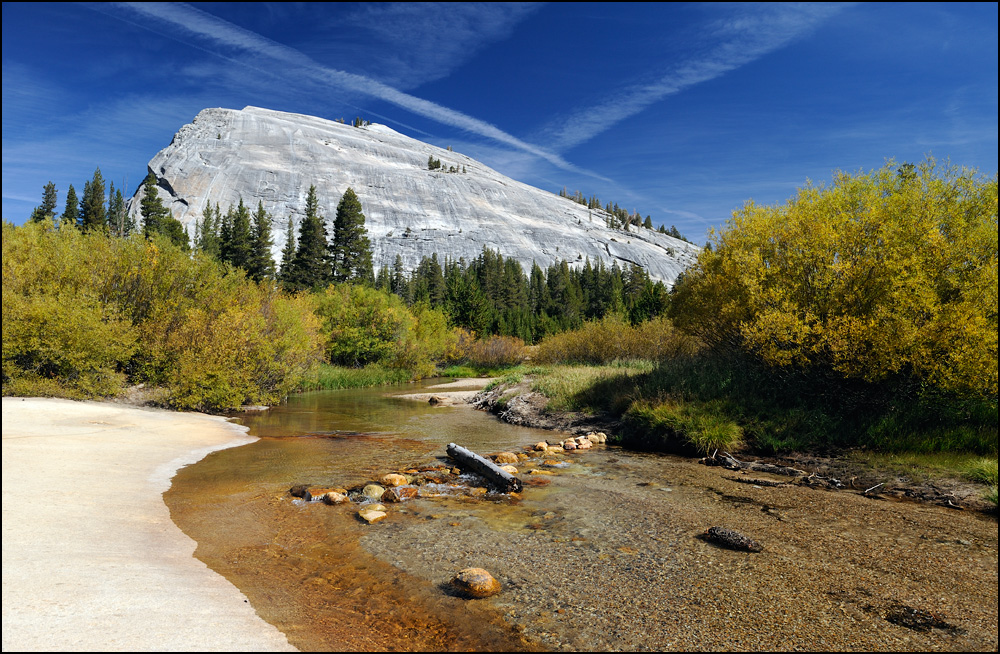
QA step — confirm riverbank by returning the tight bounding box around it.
[470,377,998,514]
[1,397,295,652]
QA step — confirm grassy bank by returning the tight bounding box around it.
[503,355,998,504]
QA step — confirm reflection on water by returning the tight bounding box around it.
[165,381,554,651]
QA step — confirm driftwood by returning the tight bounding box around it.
[446,443,523,493]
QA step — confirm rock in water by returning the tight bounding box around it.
[381,486,417,503]
[704,526,763,553]
[128,106,698,283]
[450,568,501,599]
[358,508,387,524]
[380,473,408,487]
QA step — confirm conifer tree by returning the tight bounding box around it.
[278,218,297,282]
[390,255,408,299]
[284,185,331,292]
[140,172,188,250]
[29,182,58,223]
[247,201,276,281]
[195,202,222,259]
[330,187,373,284]
[107,182,131,237]
[221,199,253,270]
[79,168,107,232]
[60,185,80,229]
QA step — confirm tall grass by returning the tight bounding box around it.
[298,363,414,391]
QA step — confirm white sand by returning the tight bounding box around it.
[1,397,296,652]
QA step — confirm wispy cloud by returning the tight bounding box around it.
[536,3,846,151]
[108,2,580,172]
[320,3,544,89]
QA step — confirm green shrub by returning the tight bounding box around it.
[535,314,700,364]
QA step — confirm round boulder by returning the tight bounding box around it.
[362,484,386,500]
[381,473,408,487]
[493,452,519,464]
[450,568,501,599]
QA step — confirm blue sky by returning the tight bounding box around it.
[3,2,997,243]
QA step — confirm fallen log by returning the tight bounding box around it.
[446,443,523,493]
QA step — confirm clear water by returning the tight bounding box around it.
[165,380,556,651]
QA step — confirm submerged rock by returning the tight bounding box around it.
[493,452,519,464]
[289,484,312,500]
[381,486,418,503]
[322,492,349,505]
[704,526,763,553]
[450,568,502,599]
[358,508,387,524]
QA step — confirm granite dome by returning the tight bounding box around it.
[129,106,698,283]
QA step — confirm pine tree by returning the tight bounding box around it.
[29,182,58,223]
[195,202,222,259]
[107,182,131,237]
[247,201,276,281]
[643,215,653,230]
[390,254,408,299]
[330,187,373,284]
[140,173,188,250]
[60,185,80,229]
[278,218,297,282]
[284,185,331,292]
[79,168,107,232]
[220,199,253,270]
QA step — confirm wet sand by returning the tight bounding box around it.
[1,397,295,652]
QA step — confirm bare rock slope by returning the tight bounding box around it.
[130,106,698,282]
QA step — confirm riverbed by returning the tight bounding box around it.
[164,380,998,651]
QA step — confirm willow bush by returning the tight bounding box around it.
[671,158,998,401]
[2,220,324,410]
[534,314,700,365]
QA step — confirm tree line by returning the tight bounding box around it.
[25,173,669,344]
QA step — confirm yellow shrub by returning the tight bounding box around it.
[671,158,998,398]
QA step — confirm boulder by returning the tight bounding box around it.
[362,484,386,500]
[533,441,549,451]
[381,486,418,503]
[381,473,408,487]
[450,568,501,599]
[493,452,519,464]
[499,465,518,474]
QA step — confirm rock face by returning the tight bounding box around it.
[129,106,699,283]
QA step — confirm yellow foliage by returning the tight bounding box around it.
[2,221,324,410]
[535,314,700,364]
[671,158,998,398]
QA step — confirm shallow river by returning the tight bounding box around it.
[165,380,998,651]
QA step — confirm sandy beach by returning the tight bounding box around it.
[1,397,295,652]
